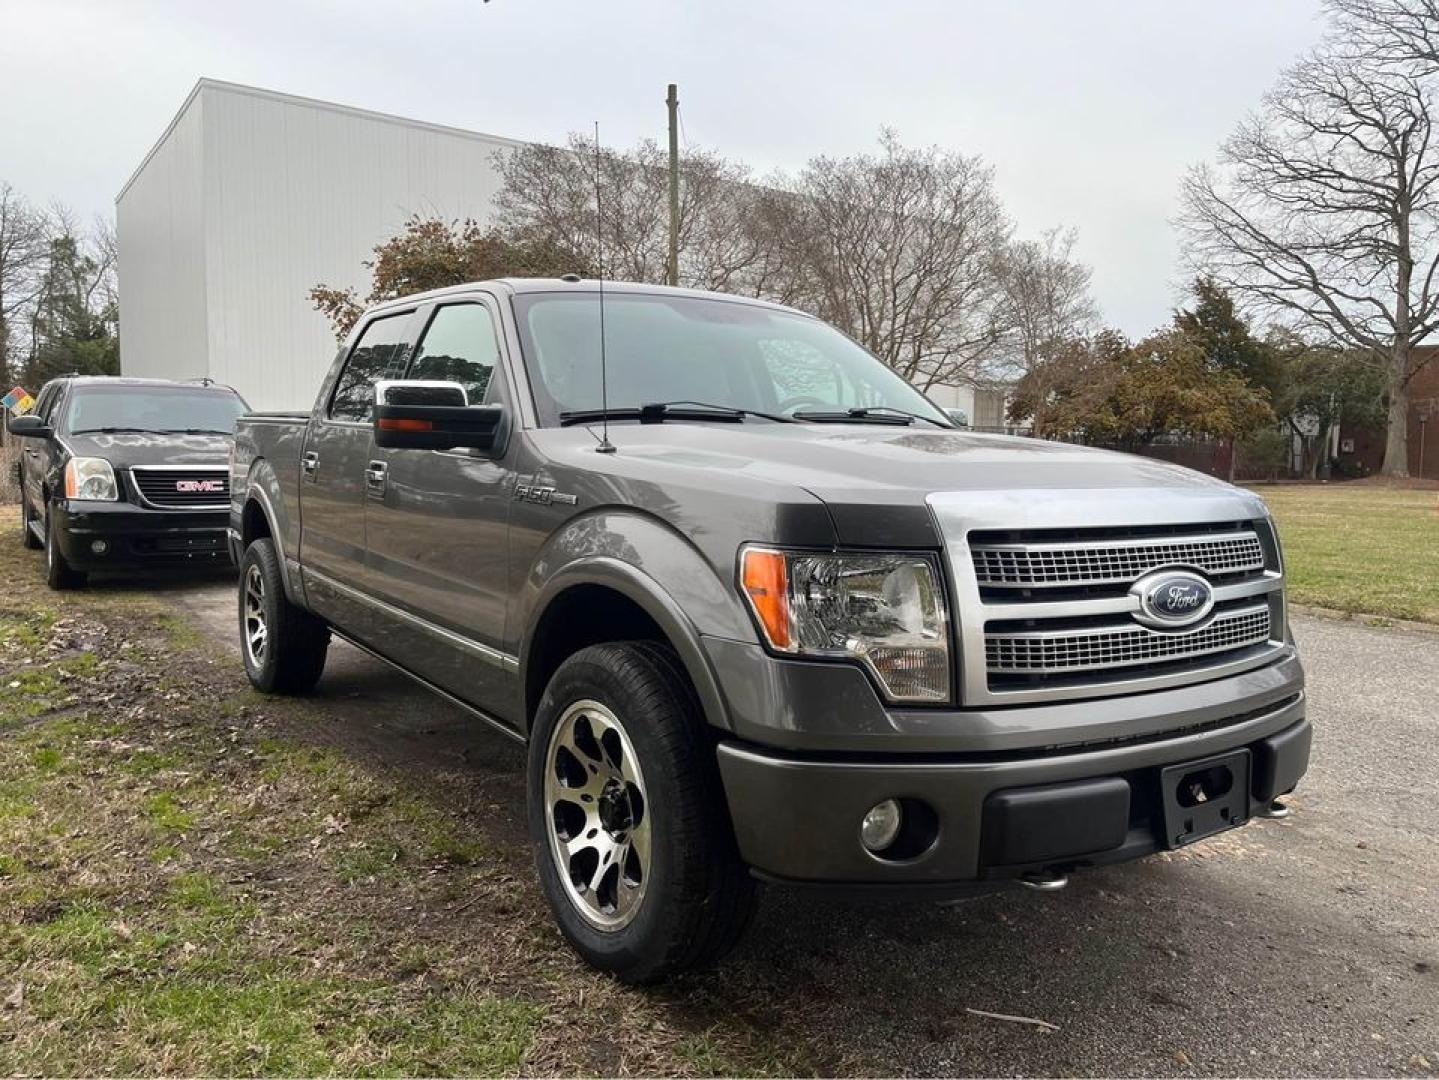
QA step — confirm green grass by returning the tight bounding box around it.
[1254,485,1439,623]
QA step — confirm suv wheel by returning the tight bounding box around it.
[44,508,86,589]
[238,538,330,693]
[528,642,756,983]
[20,496,42,550]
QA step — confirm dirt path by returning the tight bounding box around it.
[171,578,1439,1077]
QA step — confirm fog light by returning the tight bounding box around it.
[90,539,109,555]
[860,799,903,852]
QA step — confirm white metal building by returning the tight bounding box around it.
[116,80,524,411]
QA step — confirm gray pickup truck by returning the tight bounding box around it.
[229,278,1309,982]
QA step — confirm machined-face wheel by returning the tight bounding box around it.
[243,563,268,667]
[544,699,650,930]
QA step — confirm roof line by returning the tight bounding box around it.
[117,77,532,204]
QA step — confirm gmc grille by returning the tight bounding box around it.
[130,468,229,509]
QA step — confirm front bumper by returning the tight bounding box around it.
[716,694,1309,888]
[52,500,230,571]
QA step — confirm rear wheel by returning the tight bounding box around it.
[44,507,86,590]
[527,641,756,983]
[20,496,41,550]
[239,538,330,693]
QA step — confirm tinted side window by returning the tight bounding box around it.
[34,383,61,424]
[406,304,500,405]
[329,313,414,422]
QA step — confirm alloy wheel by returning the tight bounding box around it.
[243,563,267,667]
[543,699,650,930]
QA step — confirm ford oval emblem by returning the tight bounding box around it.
[1131,570,1215,629]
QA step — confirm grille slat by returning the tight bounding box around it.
[131,469,229,509]
[971,531,1264,589]
[985,605,1272,675]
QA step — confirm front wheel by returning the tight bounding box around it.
[238,538,330,693]
[44,508,86,590]
[527,642,756,983]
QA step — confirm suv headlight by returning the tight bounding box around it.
[739,546,950,702]
[64,457,118,501]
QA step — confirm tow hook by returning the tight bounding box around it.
[1257,799,1292,819]
[1019,869,1070,891]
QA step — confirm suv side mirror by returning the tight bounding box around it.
[372,380,506,452]
[6,414,51,438]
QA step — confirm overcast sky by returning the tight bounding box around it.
[1,0,1326,336]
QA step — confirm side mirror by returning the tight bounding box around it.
[6,414,51,438]
[944,408,969,429]
[372,380,506,452]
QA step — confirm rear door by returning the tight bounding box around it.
[299,309,417,630]
[362,296,519,712]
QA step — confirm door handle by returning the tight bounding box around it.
[365,460,387,496]
[301,451,319,478]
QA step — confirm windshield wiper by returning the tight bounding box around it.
[157,428,233,435]
[791,406,950,428]
[69,426,156,435]
[559,401,791,427]
[790,407,913,425]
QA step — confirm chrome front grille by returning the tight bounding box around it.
[928,488,1291,707]
[986,604,1271,675]
[971,530,1264,588]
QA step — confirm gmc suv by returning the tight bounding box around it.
[10,376,247,588]
[228,279,1310,983]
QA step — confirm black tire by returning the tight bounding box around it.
[238,537,330,694]
[44,507,86,590]
[20,495,42,550]
[527,641,756,984]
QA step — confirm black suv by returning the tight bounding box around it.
[8,376,248,588]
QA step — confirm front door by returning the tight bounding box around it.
[363,298,518,716]
[299,309,416,630]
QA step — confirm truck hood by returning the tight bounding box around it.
[549,421,1260,547]
[63,430,231,469]
[584,422,1232,495]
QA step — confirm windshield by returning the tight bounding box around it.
[64,385,249,435]
[513,292,949,427]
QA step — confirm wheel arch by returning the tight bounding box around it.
[239,466,301,604]
[521,559,733,740]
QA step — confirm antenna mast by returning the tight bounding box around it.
[593,121,616,454]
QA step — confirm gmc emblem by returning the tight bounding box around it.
[176,479,224,494]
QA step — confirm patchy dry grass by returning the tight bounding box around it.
[1253,484,1439,624]
[0,508,810,1077]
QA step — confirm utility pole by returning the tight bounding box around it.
[666,83,680,287]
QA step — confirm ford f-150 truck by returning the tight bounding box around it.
[229,278,1309,983]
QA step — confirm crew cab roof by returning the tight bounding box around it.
[364,277,813,320]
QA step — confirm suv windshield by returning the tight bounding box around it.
[64,385,248,435]
[513,292,950,427]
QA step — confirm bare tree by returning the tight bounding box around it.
[786,131,1013,390]
[493,135,782,297]
[1180,47,1439,476]
[1327,0,1439,69]
[994,226,1098,378]
[0,182,49,382]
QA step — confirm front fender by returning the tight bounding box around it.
[516,510,758,733]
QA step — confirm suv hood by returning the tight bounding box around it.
[64,430,231,468]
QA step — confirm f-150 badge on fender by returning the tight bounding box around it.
[514,482,577,507]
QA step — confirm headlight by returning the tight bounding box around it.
[64,457,118,501]
[739,547,950,702]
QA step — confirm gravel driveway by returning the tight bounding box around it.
[176,583,1438,1077]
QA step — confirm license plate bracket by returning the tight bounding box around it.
[1160,749,1251,849]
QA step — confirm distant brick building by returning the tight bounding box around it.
[1337,348,1439,479]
